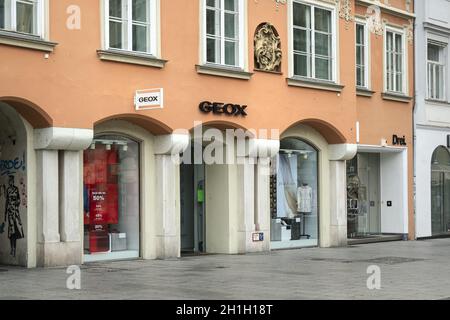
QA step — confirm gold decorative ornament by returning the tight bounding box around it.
[254,23,282,73]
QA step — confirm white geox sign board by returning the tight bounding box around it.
[135,88,164,110]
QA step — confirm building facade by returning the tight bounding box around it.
[414,0,450,239]
[0,0,414,268]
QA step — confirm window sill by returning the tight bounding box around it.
[356,87,375,97]
[425,98,450,106]
[254,68,283,75]
[0,30,57,52]
[382,92,413,103]
[97,49,168,68]
[196,64,253,80]
[286,77,344,93]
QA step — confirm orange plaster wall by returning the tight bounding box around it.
[0,0,415,237]
[0,0,411,145]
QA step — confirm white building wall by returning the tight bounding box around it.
[414,0,450,238]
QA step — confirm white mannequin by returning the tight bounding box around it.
[297,183,312,213]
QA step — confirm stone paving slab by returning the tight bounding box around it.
[1,239,450,300]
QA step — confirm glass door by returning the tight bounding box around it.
[431,171,444,235]
[347,153,381,239]
[431,146,450,236]
[180,145,206,254]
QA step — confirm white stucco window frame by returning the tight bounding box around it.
[426,32,448,103]
[0,0,55,52]
[287,0,339,84]
[98,0,166,68]
[383,24,409,96]
[197,0,252,80]
[1,0,45,37]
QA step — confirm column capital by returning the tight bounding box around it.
[154,133,190,155]
[329,143,357,161]
[34,127,93,151]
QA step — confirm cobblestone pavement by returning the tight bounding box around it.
[1,238,450,300]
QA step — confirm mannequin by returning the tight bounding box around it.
[297,183,312,213]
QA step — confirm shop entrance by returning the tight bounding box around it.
[180,146,206,254]
[347,153,381,239]
[431,146,450,236]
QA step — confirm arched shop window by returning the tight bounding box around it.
[431,146,450,236]
[270,138,319,248]
[83,135,140,261]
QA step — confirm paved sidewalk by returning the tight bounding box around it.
[1,238,450,300]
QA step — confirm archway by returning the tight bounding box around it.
[0,102,30,266]
[181,121,256,255]
[431,146,450,236]
[0,97,52,128]
[83,115,174,262]
[94,113,173,135]
[284,118,347,145]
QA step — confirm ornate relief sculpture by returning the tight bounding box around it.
[366,4,384,36]
[405,19,413,44]
[254,23,282,72]
[337,0,354,26]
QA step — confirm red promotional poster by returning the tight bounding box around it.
[83,146,120,253]
[89,187,110,253]
[107,184,119,224]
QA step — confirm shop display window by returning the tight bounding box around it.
[270,138,319,248]
[83,135,140,261]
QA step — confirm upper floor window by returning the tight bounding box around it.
[203,0,245,68]
[292,1,336,81]
[105,0,157,55]
[427,42,446,101]
[385,28,406,94]
[0,0,43,36]
[356,21,369,88]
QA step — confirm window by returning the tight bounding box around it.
[427,42,446,101]
[385,29,405,94]
[203,0,244,68]
[0,0,4,29]
[292,1,335,81]
[0,0,43,36]
[356,22,369,88]
[270,138,319,249]
[105,0,157,55]
[83,136,141,262]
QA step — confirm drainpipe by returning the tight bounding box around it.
[412,0,417,241]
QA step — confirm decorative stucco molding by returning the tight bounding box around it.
[366,4,384,36]
[337,0,354,28]
[405,0,411,12]
[254,23,282,73]
[405,19,414,44]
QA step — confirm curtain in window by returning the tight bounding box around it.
[16,0,34,34]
